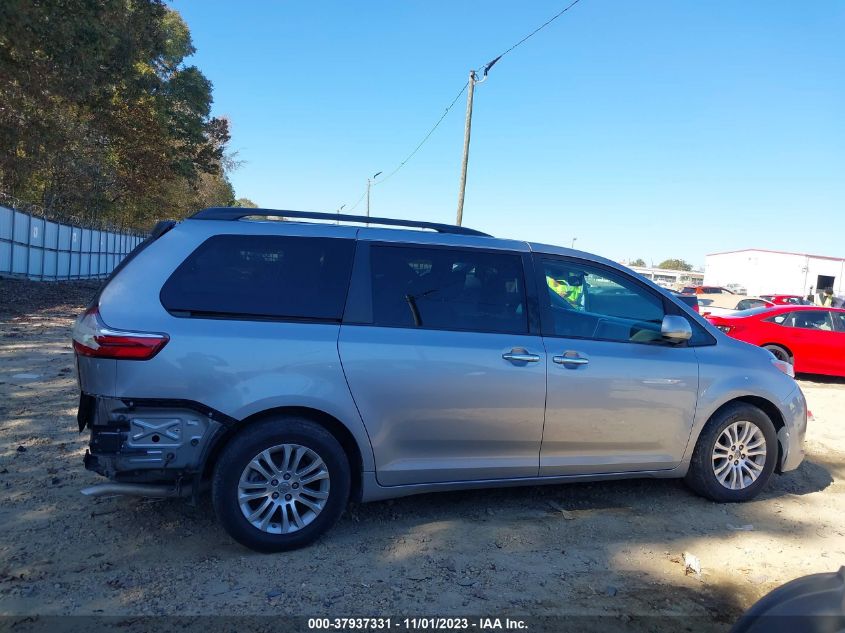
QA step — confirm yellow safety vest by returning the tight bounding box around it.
[547,276,582,306]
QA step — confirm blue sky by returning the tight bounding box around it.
[173,0,844,267]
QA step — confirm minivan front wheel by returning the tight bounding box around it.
[212,417,350,552]
[685,403,777,502]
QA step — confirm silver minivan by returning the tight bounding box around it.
[73,208,807,552]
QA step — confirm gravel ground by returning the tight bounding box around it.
[1,277,843,631]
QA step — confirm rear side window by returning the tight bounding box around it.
[160,235,355,321]
[368,245,528,334]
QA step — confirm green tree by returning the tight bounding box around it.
[658,259,693,271]
[0,0,240,228]
[234,198,259,208]
[630,258,646,267]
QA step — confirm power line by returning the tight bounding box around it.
[477,0,582,79]
[338,81,468,213]
[374,0,583,187]
[346,187,368,213]
[342,0,584,212]
[374,81,469,186]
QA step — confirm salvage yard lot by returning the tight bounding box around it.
[1,278,843,631]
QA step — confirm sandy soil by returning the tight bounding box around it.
[1,277,843,631]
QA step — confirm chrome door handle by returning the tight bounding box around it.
[553,355,589,366]
[503,352,541,363]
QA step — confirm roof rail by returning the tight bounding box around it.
[189,208,490,237]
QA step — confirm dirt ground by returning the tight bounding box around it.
[1,277,843,631]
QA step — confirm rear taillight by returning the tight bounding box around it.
[72,306,169,360]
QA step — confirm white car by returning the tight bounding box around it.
[697,295,774,316]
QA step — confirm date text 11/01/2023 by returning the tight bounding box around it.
[308,618,529,630]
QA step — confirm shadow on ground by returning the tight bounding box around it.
[797,373,845,386]
[0,277,101,320]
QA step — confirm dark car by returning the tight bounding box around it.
[674,293,700,313]
[696,286,736,295]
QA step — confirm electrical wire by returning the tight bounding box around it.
[477,0,582,79]
[346,187,368,213]
[373,0,583,186]
[374,80,469,186]
[342,0,583,210]
[338,81,468,212]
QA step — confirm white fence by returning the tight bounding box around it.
[0,205,145,280]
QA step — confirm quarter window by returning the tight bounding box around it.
[160,235,355,321]
[765,313,791,325]
[368,245,528,334]
[539,259,666,343]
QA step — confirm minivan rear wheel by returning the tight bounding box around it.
[212,417,350,552]
[685,403,777,502]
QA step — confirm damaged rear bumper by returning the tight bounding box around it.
[78,393,231,485]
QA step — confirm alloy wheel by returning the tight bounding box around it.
[711,421,767,490]
[237,443,330,534]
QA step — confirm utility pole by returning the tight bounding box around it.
[366,171,382,220]
[455,70,477,226]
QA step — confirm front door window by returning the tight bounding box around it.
[540,259,666,343]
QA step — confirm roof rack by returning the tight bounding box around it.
[189,208,490,237]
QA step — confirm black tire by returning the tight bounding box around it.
[685,403,778,502]
[212,417,350,553]
[763,344,793,365]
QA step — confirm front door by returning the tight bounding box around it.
[339,242,546,486]
[786,309,844,375]
[535,255,700,475]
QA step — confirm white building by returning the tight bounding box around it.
[705,249,845,298]
[627,265,704,289]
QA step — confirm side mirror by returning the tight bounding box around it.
[662,315,692,342]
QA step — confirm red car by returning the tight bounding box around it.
[707,305,845,376]
[692,286,735,295]
[759,294,812,306]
